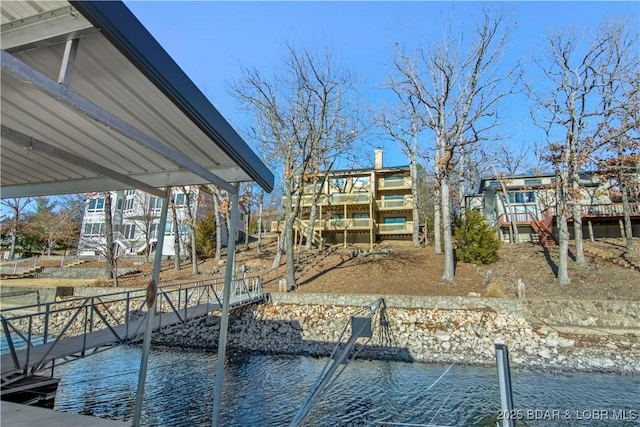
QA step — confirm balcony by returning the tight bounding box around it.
[378,177,410,190]
[325,218,372,231]
[378,221,413,235]
[328,193,371,205]
[376,197,414,211]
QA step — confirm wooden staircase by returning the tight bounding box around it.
[296,220,324,248]
[0,266,43,279]
[583,244,640,272]
[531,213,557,247]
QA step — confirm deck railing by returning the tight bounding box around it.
[0,277,263,380]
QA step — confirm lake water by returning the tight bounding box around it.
[52,345,638,426]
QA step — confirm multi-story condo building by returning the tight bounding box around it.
[273,149,415,247]
[466,172,639,244]
[79,187,246,257]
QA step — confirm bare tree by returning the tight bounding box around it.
[528,20,638,282]
[180,186,199,275]
[481,142,531,243]
[376,94,423,247]
[390,11,517,281]
[103,192,117,286]
[1,198,32,259]
[171,198,180,273]
[230,44,360,289]
[596,72,640,249]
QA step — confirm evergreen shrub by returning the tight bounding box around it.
[454,209,500,265]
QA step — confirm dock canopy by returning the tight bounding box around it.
[1,0,274,199]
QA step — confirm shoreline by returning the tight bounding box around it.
[151,300,640,376]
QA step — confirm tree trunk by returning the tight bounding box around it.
[213,193,223,263]
[441,181,455,281]
[103,192,117,286]
[571,179,586,265]
[284,213,297,289]
[257,193,263,254]
[272,232,283,269]
[557,213,571,285]
[305,200,318,251]
[434,187,442,254]
[618,145,634,249]
[190,227,198,275]
[498,181,520,243]
[172,202,180,273]
[244,210,251,247]
[410,158,420,247]
[571,200,585,265]
[556,179,571,284]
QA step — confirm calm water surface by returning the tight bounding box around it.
[52,346,639,426]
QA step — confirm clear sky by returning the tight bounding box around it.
[124,1,639,170]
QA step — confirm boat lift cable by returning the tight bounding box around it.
[289,298,385,427]
[372,307,492,426]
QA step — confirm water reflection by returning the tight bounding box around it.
[53,346,639,426]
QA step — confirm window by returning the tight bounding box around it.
[123,224,136,239]
[124,197,134,212]
[165,221,174,235]
[383,194,405,208]
[87,198,105,212]
[116,198,123,211]
[174,193,186,207]
[508,192,535,203]
[330,178,346,190]
[524,179,542,186]
[488,180,500,188]
[384,217,406,224]
[125,189,136,196]
[353,176,370,191]
[353,213,369,219]
[83,222,106,236]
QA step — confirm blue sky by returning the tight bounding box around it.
[125,1,639,170]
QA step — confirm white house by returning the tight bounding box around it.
[78,187,246,257]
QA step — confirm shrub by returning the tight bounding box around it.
[454,209,500,265]
[195,210,216,259]
[484,281,507,298]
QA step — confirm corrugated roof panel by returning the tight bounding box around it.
[1,0,274,198]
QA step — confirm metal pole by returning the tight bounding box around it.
[495,343,514,427]
[133,188,170,427]
[212,183,240,427]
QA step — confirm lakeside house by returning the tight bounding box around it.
[78,187,247,257]
[272,149,416,246]
[466,172,640,243]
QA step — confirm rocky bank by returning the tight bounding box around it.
[153,297,640,375]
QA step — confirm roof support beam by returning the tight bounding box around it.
[58,38,79,86]
[1,6,95,52]
[0,49,236,194]
[1,125,168,199]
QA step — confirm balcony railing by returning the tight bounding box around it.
[326,218,372,230]
[378,177,410,190]
[271,219,413,234]
[378,221,413,234]
[329,193,370,204]
[377,198,414,210]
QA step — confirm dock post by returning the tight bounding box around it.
[495,343,514,427]
[133,187,170,427]
[212,183,240,427]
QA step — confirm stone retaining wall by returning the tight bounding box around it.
[153,295,640,374]
[36,267,139,280]
[269,293,640,330]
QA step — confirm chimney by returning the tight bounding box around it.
[374,148,383,170]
